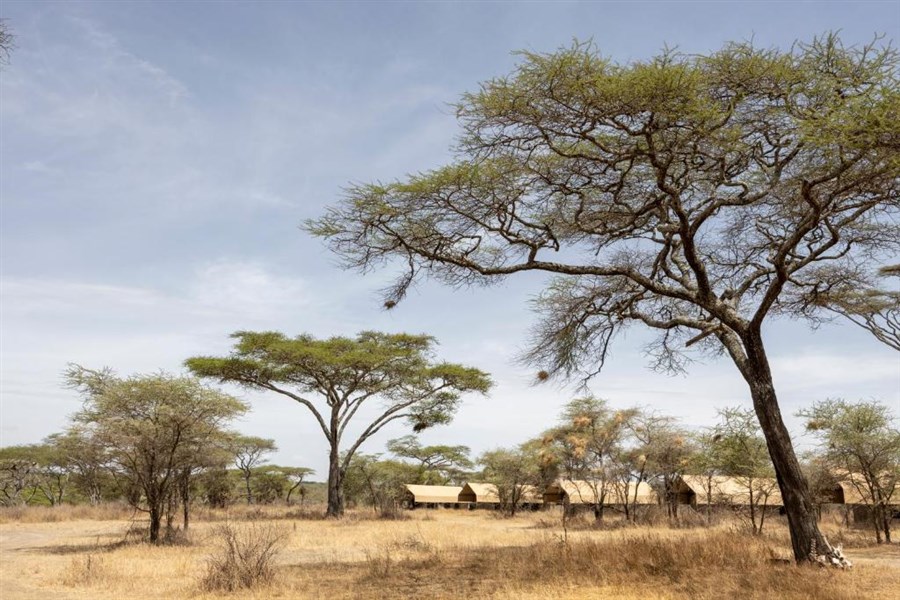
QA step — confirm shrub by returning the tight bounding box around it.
[199,523,287,592]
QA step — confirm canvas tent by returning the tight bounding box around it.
[674,475,783,507]
[543,479,658,506]
[403,484,462,508]
[458,482,543,507]
[459,482,500,504]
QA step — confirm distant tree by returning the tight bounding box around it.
[711,407,778,534]
[66,366,247,543]
[633,415,696,520]
[480,445,542,516]
[46,428,107,505]
[0,446,40,506]
[186,331,491,517]
[387,435,473,484]
[274,466,315,506]
[799,399,900,543]
[307,34,899,565]
[546,397,636,520]
[344,453,418,516]
[231,436,277,504]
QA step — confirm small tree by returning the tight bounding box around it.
[480,445,542,516]
[386,435,473,484]
[634,416,696,520]
[712,407,778,534]
[799,399,900,543]
[186,331,491,517]
[66,366,247,543]
[546,397,635,520]
[0,446,40,506]
[344,454,418,516]
[46,428,107,505]
[231,436,277,504]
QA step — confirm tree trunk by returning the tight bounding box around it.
[326,444,344,518]
[149,505,161,543]
[244,472,253,505]
[742,332,849,566]
[181,471,190,532]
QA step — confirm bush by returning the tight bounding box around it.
[199,522,287,592]
[62,554,107,586]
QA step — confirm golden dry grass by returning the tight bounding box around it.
[0,505,897,599]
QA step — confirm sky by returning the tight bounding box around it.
[1,1,898,479]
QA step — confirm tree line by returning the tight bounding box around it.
[340,396,898,544]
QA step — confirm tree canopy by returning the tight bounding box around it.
[186,330,491,516]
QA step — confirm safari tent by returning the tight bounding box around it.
[543,479,658,506]
[458,482,543,508]
[403,484,463,508]
[674,475,784,507]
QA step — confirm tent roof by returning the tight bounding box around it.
[546,479,658,505]
[461,482,500,502]
[460,482,543,503]
[404,484,462,503]
[678,475,783,506]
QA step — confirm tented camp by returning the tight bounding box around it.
[458,482,543,508]
[673,475,784,507]
[459,482,500,505]
[543,479,658,507]
[403,484,462,509]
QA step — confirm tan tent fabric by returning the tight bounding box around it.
[459,482,500,503]
[458,482,544,504]
[544,479,658,505]
[404,484,462,504]
[678,475,783,506]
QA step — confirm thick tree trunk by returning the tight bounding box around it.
[326,444,344,518]
[742,332,849,566]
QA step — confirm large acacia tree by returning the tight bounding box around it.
[186,331,491,517]
[307,35,899,563]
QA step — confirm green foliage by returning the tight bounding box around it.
[65,365,248,542]
[799,399,899,533]
[186,330,491,517]
[343,454,419,515]
[386,435,472,484]
[480,444,543,515]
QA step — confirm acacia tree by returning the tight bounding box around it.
[546,397,636,520]
[480,445,543,516]
[799,399,900,543]
[307,35,899,564]
[66,366,247,543]
[712,407,779,534]
[634,415,696,520]
[186,331,491,517]
[387,435,473,484]
[231,435,277,504]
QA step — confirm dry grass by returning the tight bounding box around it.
[0,505,896,599]
[199,522,287,592]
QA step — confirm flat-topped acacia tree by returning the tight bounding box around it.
[186,331,491,517]
[306,35,899,563]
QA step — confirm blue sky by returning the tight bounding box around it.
[2,1,898,477]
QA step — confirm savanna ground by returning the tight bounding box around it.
[0,504,897,599]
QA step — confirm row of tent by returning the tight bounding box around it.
[404,480,661,509]
[404,475,879,509]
